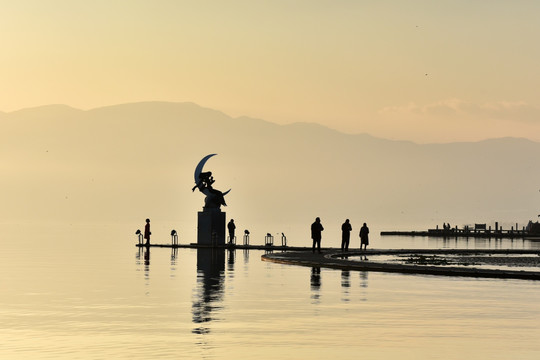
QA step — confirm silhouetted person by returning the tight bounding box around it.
[144,218,151,246]
[227,219,236,244]
[311,217,324,253]
[341,219,352,251]
[359,222,369,250]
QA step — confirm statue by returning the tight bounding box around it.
[193,154,230,246]
[192,154,230,210]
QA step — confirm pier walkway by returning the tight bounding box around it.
[135,243,310,251]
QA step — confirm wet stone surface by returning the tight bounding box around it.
[394,254,540,268]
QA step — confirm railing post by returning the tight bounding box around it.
[265,233,274,246]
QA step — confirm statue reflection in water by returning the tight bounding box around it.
[192,248,231,335]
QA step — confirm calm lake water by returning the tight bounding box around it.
[2,223,540,359]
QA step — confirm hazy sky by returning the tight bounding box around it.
[2,0,540,143]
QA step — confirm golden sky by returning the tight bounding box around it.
[2,0,540,143]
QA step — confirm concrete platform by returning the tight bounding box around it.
[261,249,540,280]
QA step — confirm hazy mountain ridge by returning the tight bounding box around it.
[2,101,539,243]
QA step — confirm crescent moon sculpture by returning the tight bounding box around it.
[192,154,230,209]
[194,153,217,185]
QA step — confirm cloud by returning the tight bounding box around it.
[380,99,540,124]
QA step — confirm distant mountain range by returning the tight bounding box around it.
[2,102,539,243]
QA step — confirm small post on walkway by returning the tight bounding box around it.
[136,229,143,245]
[265,233,274,246]
[171,229,178,245]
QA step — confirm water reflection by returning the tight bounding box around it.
[359,271,368,302]
[227,249,235,282]
[144,246,150,281]
[423,235,535,250]
[359,271,368,288]
[192,249,226,335]
[135,246,152,292]
[310,267,321,303]
[227,249,235,266]
[170,248,178,278]
[341,270,350,302]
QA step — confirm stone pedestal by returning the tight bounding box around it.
[197,210,226,246]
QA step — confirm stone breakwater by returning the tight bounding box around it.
[261,249,540,280]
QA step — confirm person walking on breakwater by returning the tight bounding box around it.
[359,222,369,250]
[311,217,324,253]
[227,219,236,244]
[144,218,151,246]
[341,219,352,251]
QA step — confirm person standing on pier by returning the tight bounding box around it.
[227,219,236,244]
[311,217,324,254]
[144,218,151,246]
[341,219,352,251]
[359,222,369,250]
